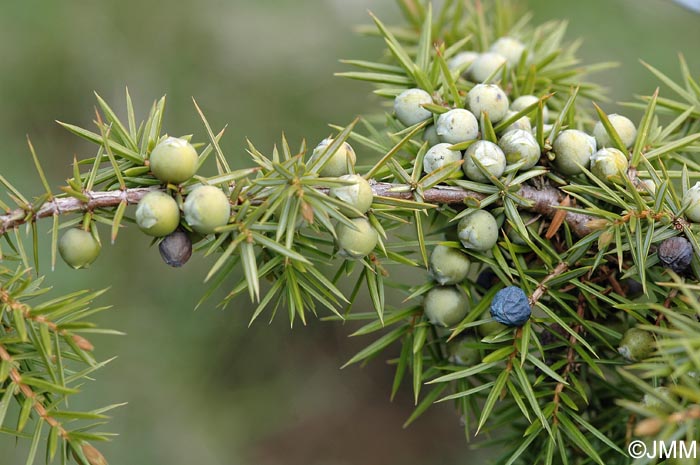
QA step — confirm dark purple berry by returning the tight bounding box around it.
[658,236,693,274]
[159,230,193,267]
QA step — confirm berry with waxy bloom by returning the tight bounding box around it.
[436,108,478,144]
[618,327,655,361]
[590,147,629,185]
[490,286,531,327]
[310,138,357,177]
[183,185,231,235]
[393,88,433,126]
[593,113,637,148]
[682,182,700,222]
[336,217,378,259]
[489,37,525,66]
[135,191,181,237]
[658,236,694,274]
[423,143,462,174]
[463,140,506,182]
[149,137,198,184]
[498,129,540,170]
[510,95,550,123]
[429,245,471,285]
[423,285,469,327]
[467,84,509,123]
[458,209,499,252]
[467,52,507,82]
[58,228,101,269]
[552,129,597,175]
[329,174,373,217]
[159,230,193,267]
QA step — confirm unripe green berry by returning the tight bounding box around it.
[458,210,499,251]
[329,174,373,217]
[423,285,469,327]
[683,182,700,222]
[618,327,655,361]
[424,143,462,174]
[498,129,540,170]
[590,147,629,185]
[149,137,198,184]
[499,110,531,134]
[422,124,441,147]
[336,217,378,259]
[183,185,231,235]
[447,337,480,365]
[510,95,549,123]
[505,213,539,245]
[159,230,193,267]
[393,88,433,126]
[552,129,596,175]
[642,386,675,411]
[467,52,507,82]
[429,245,471,285]
[436,109,478,144]
[448,51,479,75]
[467,84,509,123]
[58,228,101,269]
[593,113,637,148]
[310,138,357,177]
[135,191,180,237]
[463,140,506,182]
[478,314,509,337]
[489,37,525,66]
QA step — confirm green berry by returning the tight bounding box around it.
[423,286,469,327]
[149,137,198,184]
[467,52,507,82]
[447,337,480,365]
[424,143,462,174]
[448,51,479,76]
[310,138,357,177]
[463,140,506,182]
[593,113,637,148]
[489,37,525,66]
[329,174,373,217]
[499,110,531,134]
[159,230,193,267]
[436,108,478,144]
[429,245,471,285]
[458,210,499,251]
[498,129,540,170]
[642,386,675,411]
[683,182,700,222]
[58,228,101,270]
[552,129,596,175]
[478,314,509,337]
[393,88,433,126]
[135,191,180,237]
[590,147,629,185]
[618,327,655,361]
[505,213,540,245]
[183,185,231,235]
[336,217,378,259]
[510,95,549,123]
[422,124,441,147]
[467,84,509,123]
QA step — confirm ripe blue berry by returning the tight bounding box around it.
[490,286,531,327]
[183,185,231,235]
[489,37,525,66]
[336,217,378,259]
[149,137,199,184]
[463,140,506,182]
[618,327,655,361]
[658,236,694,274]
[467,52,507,82]
[457,209,499,251]
[467,84,509,123]
[135,191,181,237]
[436,109,478,144]
[159,230,193,267]
[423,285,469,327]
[552,129,597,175]
[310,138,357,177]
[423,143,462,174]
[683,182,700,222]
[429,245,471,285]
[329,174,373,217]
[593,113,637,148]
[394,88,433,126]
[498,129,540,170]
[590,147,629,185]
[58,228,101,269]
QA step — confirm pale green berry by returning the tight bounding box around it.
[423,286,469,327]
[638,179,656,196]
[336,217,378,259]
[590,147,629,185]
[135,191,180,237]
[642,386,675,411]
[394,88,433,126]
[467,52,507,82]
[310,138,357,177]
[478,313,509,337]
[447,337,480,365]
[468,84,509,123]
[58,228,101,270]
[489,37,525,66]
[593,113,637,148]
[423,124,441,147]
[505,213,540,245]
[424,143,462,174]
[429,245,471,285]
[329,174,373,217]
[458,209,499,251]
[499,110,531,134]
[463,140,506,182]
[436,109,478,144]
[448,51,479,75]
[682,182,700,222]
[149,137,199,184]
[618,327,655,361]
[510,95,550,123]
[183,185,231,234]
[552,129,597,175]
[498,129,540,170]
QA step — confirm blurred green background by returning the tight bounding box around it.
[0,1,698,464]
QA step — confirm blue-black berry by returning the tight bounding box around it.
[490,286,531,327]
[658,236,694,274]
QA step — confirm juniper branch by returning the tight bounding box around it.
[0,182,594,236]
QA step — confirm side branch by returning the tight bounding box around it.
[0,183,593,236]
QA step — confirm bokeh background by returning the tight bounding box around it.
[0,1,699,464]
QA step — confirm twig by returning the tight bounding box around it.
[0,183,594,236]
